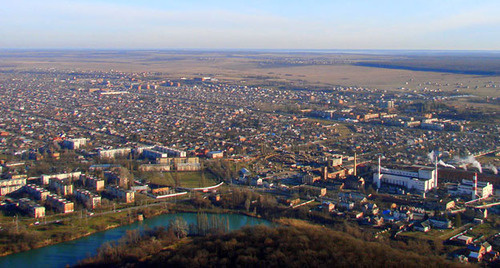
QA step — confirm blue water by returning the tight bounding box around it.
[0,213,269,268]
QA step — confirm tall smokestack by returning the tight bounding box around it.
[375,156,381,189]
[378,156,381,176]
[322,166,328,181]
[434,154,438,188]
[354,152,357,177]
[472,173,477,200]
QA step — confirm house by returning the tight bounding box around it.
[455,235,473,245]
[482,242,492,253]
[468,244,485,255]
[322,202,335,213]
[338,201,354,211]
[468,251,482,262]
[363,203,379,215]
[371,216,384,226]
[429,218,452,229]
[414,220,431,232]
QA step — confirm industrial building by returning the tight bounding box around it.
[297,185,327,197]
[448,174,494,200]
[373,158,438,193]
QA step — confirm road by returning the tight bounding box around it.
[36,196,192,226]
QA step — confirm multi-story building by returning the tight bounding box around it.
[297,185,327,197]
[62,138,88,149]
[98,148,131,159]
[0,184,24,196]
[448,174,494,200]
[302,173,321,184]
[49,178,74,196]
[18,198,45,218]
[141,145,187,160]
[81,175,105,191]
[373,159,437,193]
[74,189,101,209]
[206,151,224,159]
[0,177,27,196]
[328,155,343,167]
[176,162,202,171]
[41,172,81,185]
[24,184,50,201]
[46,194,74,213]
[106,185,135,203]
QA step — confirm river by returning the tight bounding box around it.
[0,213,269,268]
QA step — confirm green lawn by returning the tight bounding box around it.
[147,171,218,188]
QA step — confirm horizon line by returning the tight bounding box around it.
[1,48,499,52]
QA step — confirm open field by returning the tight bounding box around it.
[1,50,499,97]
[147,171,218,188]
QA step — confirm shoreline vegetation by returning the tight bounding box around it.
[0,201,258,257]
[76,218,461,267]
[1,186,459,266]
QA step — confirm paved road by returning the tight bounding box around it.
[36,196,191,226]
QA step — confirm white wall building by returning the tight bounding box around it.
[63,138,88,150]
[141,145,187,159]
[98,148,131,159]
[373,159,437,193]
[41,171,81,185]
[448,175,494,200]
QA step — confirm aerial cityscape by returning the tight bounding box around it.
[0,1,499,267]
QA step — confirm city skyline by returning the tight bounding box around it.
[1,0,500,50]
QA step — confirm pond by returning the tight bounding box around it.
[0,212,270,267]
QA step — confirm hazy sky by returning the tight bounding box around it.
[1,0,499,50]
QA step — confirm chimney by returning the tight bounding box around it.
[472,173,478,200]
[354,152,357,177]
[322,166,328,181]
[375,156,381,189]
[434,154,438,188]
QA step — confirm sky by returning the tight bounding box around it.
[1,0,499,50]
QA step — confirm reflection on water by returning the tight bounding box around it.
[0,213,269,268]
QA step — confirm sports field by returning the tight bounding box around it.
[147,171,218,188]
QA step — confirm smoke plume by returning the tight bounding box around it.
[438,160,456,169]
[484,164,498,175]
[452,155,482,173]
[427,151,437,164]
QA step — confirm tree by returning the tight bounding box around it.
[170,217,188,239]
[454,213,462,227]
[245,198,251,212]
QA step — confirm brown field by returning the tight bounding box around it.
[1,50,499,99]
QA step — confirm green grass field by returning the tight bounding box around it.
[147,171,218,188]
